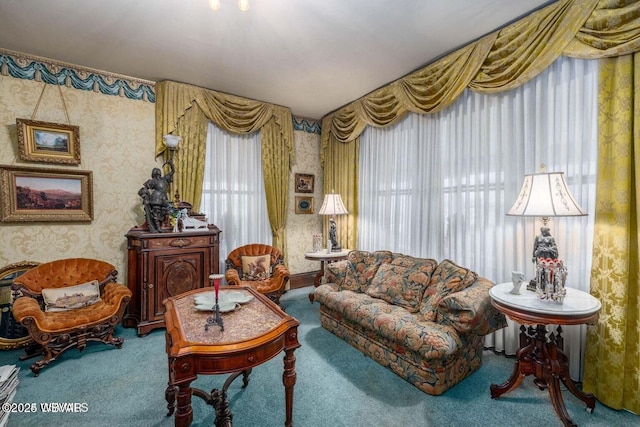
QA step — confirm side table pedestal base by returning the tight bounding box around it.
[490,324,595,427]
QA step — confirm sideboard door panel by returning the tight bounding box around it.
[154,254,202,318]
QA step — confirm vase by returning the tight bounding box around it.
[312,233,322,252]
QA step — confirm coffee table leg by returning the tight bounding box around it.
[165,384,177,416]
[282,348,297,427]
[175,382,194,427]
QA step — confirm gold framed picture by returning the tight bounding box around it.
[295,196,313,214]
[295,173,314,193]
[16,118,80,164]
[0,165,93,222]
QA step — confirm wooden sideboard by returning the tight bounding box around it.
[124,225,221,336]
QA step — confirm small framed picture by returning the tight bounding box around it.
[0,165,93,222]
[295,196,313,214]
[16,118,80,165]
[295,173,314,193]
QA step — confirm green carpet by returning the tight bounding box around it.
[0,287,637,427]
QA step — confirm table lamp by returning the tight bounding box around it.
[507,164,586,302]
[319,192,349,252]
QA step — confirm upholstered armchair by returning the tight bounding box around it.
[11,258,132,376]
[225,244,289,306]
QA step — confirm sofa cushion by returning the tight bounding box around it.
[420,259,477,321]
[41,280,101,312]
[366,263,432,313]
[340,250,393,293]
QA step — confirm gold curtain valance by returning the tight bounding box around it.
[155,80,293,158]
[321,0,640,152]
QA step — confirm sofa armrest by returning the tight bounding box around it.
[272,264,290,282]
[325,260,350,287]
[225,269,242,286]
[438,278,507,336]
[11,297,46,324]
[101,282,132,306]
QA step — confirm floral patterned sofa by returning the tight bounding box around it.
[314,250,507,395]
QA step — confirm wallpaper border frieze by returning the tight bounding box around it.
[293,116,321,134]
[1,49,323,133]
[0,49,155,102]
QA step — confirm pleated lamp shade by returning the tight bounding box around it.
[507,172,586,218]
[319,194,349,216]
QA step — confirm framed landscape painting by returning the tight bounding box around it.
[16,119,80,164]
[0,165,93,222]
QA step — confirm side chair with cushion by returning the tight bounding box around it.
[225,244,290,306]
[11,258,132,376]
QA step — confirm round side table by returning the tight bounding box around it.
[489,282,601,427]
[304,249,350,303]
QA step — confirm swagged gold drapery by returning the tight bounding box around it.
[320,0,640,413]
[155,80,294,257]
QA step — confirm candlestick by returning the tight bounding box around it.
[205,274,226,332]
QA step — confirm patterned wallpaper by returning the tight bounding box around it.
[0,51,323,277]
[0,76,156,276]
[287,130,324,274]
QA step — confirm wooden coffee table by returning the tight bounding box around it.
[163,287,300,427]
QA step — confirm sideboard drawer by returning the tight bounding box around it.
[147,235,211,249]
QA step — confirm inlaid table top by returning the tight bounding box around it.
[167,287,287,348]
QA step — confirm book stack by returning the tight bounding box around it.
[0,365,20,427]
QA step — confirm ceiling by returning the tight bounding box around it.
[0,0,553,120]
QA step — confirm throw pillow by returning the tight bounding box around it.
[366,263,431,312]
[391,255,438,277]
[41,280,102,312]
[341,250,393,293]
[241,255,271,280]
[420,259,478,321]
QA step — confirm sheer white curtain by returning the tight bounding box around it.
[359,56,598,380]
[200,122,271,271]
